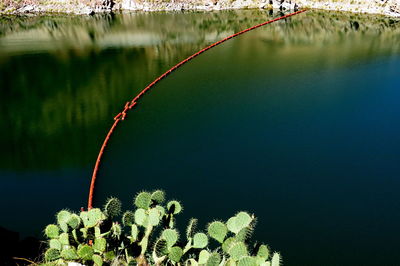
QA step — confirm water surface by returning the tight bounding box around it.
[0,10,399,265]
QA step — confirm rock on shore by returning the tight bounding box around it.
[1,0,399,17]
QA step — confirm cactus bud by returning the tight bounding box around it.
[44,224,59,239]
[193,233,208,249]
[207,221,227,243]
[104,197,122,218]
[130,224,139,242]
[111,222,122,239]
[167,200,182,215]
[151,190,165,204]
[77,244,94,261]
[161,228,178,248]
[168,246,183,262]
[45,248,60,261]
[271,252,281,266]
[122,211,135,227]
[257,245,270,260]
[134,192,152,210]
[186,218,198,239]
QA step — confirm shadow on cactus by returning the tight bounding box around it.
[42,190,281,265]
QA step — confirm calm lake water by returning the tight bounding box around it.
[1,9,400,265]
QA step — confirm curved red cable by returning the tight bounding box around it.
[87,9,307,209]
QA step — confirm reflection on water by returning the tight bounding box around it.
[0,9,399,264]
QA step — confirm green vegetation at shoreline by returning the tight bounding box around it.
[42,190,280,265]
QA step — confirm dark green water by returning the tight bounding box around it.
[1,9,400,265]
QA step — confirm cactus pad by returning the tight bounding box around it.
[206,252,221,266]
[238,256,257,266]
[198,250,210,264]
[154,238,168,257]
[228,242,248,261]
[45,248,60,261]
[161,228,179,248]
[67,214,81,229]
[122,211,135,226]
[193,233,208,249]
[131,224,139,241]
[59,232,69,245]
[149,208,161,226]
[78,244,94,261]
[168,246,183,262]
[207,221,228,243]
[222,237,236,253]
[227,212,253,234]
[61,247,79,260]
[104,197,122,218]
[92,254,103,266]
[134,208,148,227]
[44,224,59,239]
[167,200,182,215]
[49,239,61,250]
[93,237,107,253]
[81,208,104,228]
[151,190,165,204]
[134,192,152,209]
[236,226,254,242]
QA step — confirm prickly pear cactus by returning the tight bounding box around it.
[41,190,281,266]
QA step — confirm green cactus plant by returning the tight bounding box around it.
[41,190,281,265]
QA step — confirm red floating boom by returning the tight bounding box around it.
[87,9,307,209]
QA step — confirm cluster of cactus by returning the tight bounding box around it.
[42,190,281,266]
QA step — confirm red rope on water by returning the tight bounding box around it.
[87,9,307,209]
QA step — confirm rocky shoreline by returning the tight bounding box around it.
[0,0,399,17]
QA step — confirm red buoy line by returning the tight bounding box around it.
[87,9,307,209]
